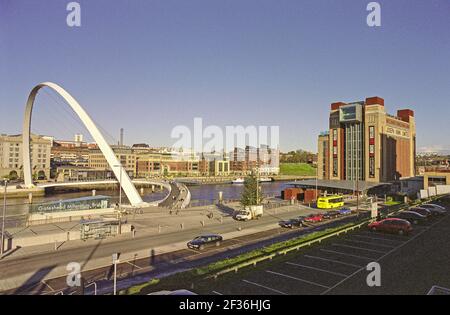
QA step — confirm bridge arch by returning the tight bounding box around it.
[22,82,146,206]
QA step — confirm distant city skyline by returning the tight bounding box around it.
[1,0,450,154]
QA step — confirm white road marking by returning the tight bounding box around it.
[285,262,348,277]
[340,239,396,249]
[126,261,142,270]
[212,290,223,295]
[320,248,374,260]
[303,255,363,268]
[41,280,54,291]
[242,279,287,295]
[266,270,330,289]
[321,215,449,295]
[353,234,404,243]
[357,231,409,239]
[331,243,387,254]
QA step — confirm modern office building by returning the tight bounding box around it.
[317,97,416,183]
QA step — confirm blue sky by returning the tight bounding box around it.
[1,0,450,153]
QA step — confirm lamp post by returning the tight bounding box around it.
[1,179,8,256]
[112,253,120,295]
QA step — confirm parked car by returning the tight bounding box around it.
[368,218,412,235]
[338,208,352,216]
[304,213,324,223]
[419,204,447,215]
[279,218,303,229]
[323,210,340,220]
[409,207,432,218]
[187,234,223,250]
[422,203,445,210]
[393,211,427,225]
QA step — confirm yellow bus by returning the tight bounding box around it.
[317,195,344,209]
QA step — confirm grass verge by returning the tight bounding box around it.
[279,163,316,176]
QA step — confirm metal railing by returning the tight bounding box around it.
[211,220,370,279]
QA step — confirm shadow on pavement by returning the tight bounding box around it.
[13,265,57,295]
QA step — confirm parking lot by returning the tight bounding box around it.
[206,198,450,295]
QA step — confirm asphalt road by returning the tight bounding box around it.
[0,207,362,295]
[204,198,450,295]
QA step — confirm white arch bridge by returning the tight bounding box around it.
[22,82,189,208]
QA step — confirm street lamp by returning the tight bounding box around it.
[1,178,8,256]
[112,253,119,295]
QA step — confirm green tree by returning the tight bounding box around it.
[240,172,263,207]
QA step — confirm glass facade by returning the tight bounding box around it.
[344,123,364,181]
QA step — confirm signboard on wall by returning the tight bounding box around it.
[339,104,363,123]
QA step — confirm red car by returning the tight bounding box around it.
[368,218,412,235]
[304,213,324,223]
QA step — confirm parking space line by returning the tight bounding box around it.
[357,231,409,239]
[304,255,363,268]
[353,234,404,243]
[41,280,54,291]
[266,270,330,289]
[320,249,374,260]
[340,239,396,249]
[242,279,287,295]
[321,214,449,295]
[212,290,223,295]
[126,261,143,270]
[331,243,387,254]
[286,262,348,277]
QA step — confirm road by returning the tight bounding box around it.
[0,205,361,294]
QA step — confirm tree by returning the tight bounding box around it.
[240,172,263,207]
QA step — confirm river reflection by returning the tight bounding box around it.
[4,181,291,217]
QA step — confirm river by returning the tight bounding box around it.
[3,181,291,217]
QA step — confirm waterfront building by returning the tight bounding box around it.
[317,97,416,183]
[0,133,52,180]
[88,145,136,178]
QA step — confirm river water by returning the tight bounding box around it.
[3,181,291,217]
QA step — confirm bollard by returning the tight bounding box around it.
[180,223,184,230]
[201,220,205,227]
[92,189,96,196]
[151,185,155,192]
[140,187,144,195]
[28,193,33,204]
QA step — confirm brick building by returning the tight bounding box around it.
[317,97,416,183]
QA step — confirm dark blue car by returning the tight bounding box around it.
[338,208,352,215]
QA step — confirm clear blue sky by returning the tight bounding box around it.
[1,0,450,153]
